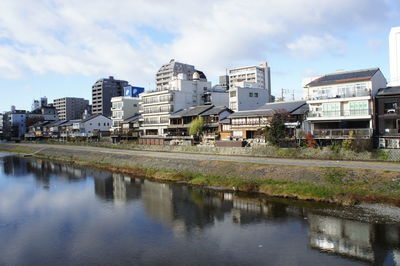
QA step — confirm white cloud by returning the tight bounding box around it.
[286,34,346,59]
[0,0,397,86]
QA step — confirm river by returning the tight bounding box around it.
[0,153,399,265]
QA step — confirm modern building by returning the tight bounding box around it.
[302,68,387,140]
[111,96,140,132]
[53,97,90,120]
[218,75,229,91]
[92,76,130,117]
[389,27,400,86]
[9,109,27,139]
[375,86,400,148]
[229,82,269,112]
[155,59,199,91]
[0,113,3,139]
[228,62,271,101]
[69,115,112,138]
[28,105,58,121]
[202,89,229,106]
[140,71,211,136]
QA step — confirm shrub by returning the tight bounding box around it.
[305,133,317,148]
[264,111,290,146]
[189,116,204,136]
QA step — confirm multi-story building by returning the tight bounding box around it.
[92,76,129,117]
[53,97,90,120]
[228,82,269,112]
[302,68,387,140]
[389,27,400,86]
[9,108,27,139]
[218,75,229,91]
[375,86,400,148]
[228,62,271,100]
[155,59,199,91]
[111,97,140,132]
[28,105,58,122]
[140,71,211,136]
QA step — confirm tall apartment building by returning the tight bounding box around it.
[156,59,199,91]
[140,71,211,136]
[304,68,387,138]
[228,62,271,111]
[53,97,90,120]
[0,113,3,139]
[390,27,400,86]
[92,76,129,117]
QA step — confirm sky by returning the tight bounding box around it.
[0,0,399,112]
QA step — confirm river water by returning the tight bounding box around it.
[0,153,399,266]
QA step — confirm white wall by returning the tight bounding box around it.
[83,115,112,134]
[229,87,268,111]
[390,27,400,86]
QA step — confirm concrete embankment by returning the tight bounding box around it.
[1,143,400,206]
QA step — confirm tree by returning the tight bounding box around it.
[264,111,290,145]
[189,116,204,136]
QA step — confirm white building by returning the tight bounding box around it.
[389,27,400,86]
[228,62,271,101]
[203,89,229,107]
[111,96,140,132]
[156,59,200,91]
[140,72,211,136]
[228,82,269,112]
[304,68,387,138]
[71,114,111,137]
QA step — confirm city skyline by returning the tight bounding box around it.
[0,0,399,112]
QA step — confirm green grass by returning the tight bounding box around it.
[323,167,346,185]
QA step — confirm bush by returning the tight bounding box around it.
[189,116,204,136]
[305,133,317,148]
[264,111,290,146]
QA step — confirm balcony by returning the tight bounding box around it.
[308,109,371,119]
[296,128,373,139]
[309,89,371,101]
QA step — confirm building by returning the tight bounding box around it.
[111,96,140,133]
[228,100,308,140]
[375,86,400,148]
[140,71,211,136]
[389,27,400,86]
[9,109,27,139]
[67,115,111,138]
[218,75,229,91]
[229,82,269,112]
[228,62,271,101]
[28,105,58,121]
[302,68,387,140]
[0,113,3,139]
[53,97,90,120]
[156,59,199,91]
[92,76,130,117]
[111,114,142,143]
[202,88,229,106]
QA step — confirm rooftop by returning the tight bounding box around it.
[376,86,400,97]
[306,68,380,87]
[229,100,307,118]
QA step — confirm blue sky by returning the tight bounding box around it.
[0,0,399,112]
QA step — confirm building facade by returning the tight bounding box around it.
[390,27,400,86]
[111,96,140,132]
[229,82,269,112]
[140,71,211,136]
[53,97,90,120]
[156,59,199,91]
[92,76,129,117]
[228,62,271,101]
[303,68,387,140]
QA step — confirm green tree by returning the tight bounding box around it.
[189,116,204,136]
[264,111,290,145]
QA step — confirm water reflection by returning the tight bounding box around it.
[1,156,400,265]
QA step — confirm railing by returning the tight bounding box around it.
[296,128,373,139]
[382,129,400,136]
[310,90,371,100]
[308,109,371,118]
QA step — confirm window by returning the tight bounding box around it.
[230,91,236,97]
[98,123,100,126]
[249,93,253,97]
[254,93,258,98]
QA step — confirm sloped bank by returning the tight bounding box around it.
[1,143,400,207]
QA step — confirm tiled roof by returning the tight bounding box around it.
[376,86,400,97]
[200,106,232,116]
[170,105,213,118]
[306,68,379,87]
[229,100,307,118]
[123,114,141,123]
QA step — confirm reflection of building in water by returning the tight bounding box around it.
[112,174,143,204]
[94,175,114,200]
[2,156,29,177]
[309,214,375,262]
[308,214,400,264]
[141,180,174,225]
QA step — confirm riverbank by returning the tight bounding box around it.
[1,143,400,207]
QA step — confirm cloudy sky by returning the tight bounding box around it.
[0,0,399,111]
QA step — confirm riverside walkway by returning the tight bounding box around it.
[3,143,400,172]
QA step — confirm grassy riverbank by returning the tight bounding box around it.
[1,143,400,207]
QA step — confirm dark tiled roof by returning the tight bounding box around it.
[306,68,379,87]
[229,100,307,118]
[123,114,141,123]
[200,106,232,116]
[220,118,231,124]
[81,114,103,123]
[170,105,213,118]
[376,86,400,97]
